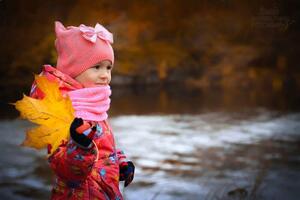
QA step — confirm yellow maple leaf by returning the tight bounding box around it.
[14,75,74,155]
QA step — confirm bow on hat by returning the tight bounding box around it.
[79,23,113,44]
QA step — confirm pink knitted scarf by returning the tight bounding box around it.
[30,65,111,122]
[67,86,111,122]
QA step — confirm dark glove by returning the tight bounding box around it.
[119,161,135,187]
[70,118,96,149]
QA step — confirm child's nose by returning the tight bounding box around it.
[98,70,108,80]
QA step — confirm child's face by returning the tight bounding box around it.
[75,60,113,88]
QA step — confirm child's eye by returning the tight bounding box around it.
[107,65,112,70]
[94,65,100,70]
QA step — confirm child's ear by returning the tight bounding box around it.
[55,21,66,35]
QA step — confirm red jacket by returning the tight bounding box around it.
[31,65,126,200]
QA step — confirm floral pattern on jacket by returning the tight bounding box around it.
[48,120,126,200]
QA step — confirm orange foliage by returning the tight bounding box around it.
[2,0,299,90]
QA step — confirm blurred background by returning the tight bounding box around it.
[0,0,300,199]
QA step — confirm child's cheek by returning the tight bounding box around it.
[83,76,96,87]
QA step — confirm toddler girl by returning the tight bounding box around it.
[30,21,134,200]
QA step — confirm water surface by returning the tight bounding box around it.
[0,87,299,200]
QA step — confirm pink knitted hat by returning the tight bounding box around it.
[54,21,114,78]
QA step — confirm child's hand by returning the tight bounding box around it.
[119,161,135,187]
[70,118,96,149]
